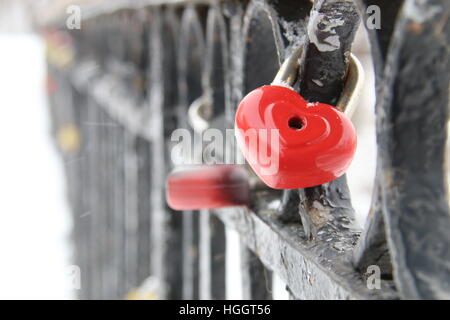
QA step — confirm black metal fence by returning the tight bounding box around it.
[44,0,449,299]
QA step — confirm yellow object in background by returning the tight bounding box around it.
[125,276,161,300]
[46,43,74,68]
[125,289,158,300]
[57,124,80,153]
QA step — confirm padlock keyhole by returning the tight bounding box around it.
[288,116,304,131]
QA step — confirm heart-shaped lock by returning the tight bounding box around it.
[235,48,362,189]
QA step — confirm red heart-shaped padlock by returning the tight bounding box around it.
[235,85,356,189]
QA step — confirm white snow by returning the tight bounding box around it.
[0,34,74,299]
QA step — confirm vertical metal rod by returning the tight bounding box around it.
[209,214,226,300]
[240,244,272,300]
[86,98,102,298]
[199,210,211,300]
[124,132,139,292]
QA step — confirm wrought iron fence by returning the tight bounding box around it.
[44,0,449,299]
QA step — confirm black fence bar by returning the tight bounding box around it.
[199,211,227,299]
[135,137,152,286]
[357,0,450,299]
[241,245,273,300]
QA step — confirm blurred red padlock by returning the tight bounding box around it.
[46,74,57,95]
[166,165,250,210]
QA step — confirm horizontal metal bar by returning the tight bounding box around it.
[37,0,218,26]
[214,192,398,300]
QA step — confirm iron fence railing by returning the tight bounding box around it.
[44,0,449,299]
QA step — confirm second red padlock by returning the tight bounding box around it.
[166,165,250,210]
